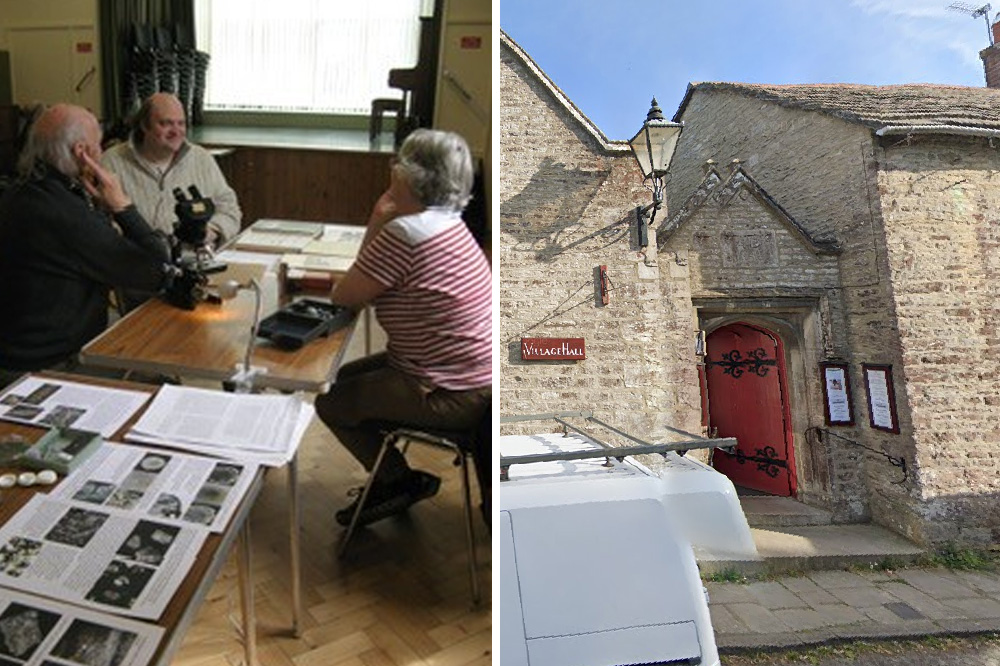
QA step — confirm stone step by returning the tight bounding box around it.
[738,495,833,528]
[699,523,927,576]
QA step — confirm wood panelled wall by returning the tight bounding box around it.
[214,146,392,228]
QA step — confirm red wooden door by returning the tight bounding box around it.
[705,323,796,496]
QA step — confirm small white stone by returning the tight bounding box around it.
[17,472,36,487]
[36,470,58,485]
[0,474,16,488]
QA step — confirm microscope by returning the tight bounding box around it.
[162,186,228,310]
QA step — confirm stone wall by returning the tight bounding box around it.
[499,42,700,448]
[668,89,1000,545]
[668,90,902,525]
[501,41,1000,545]
[658,166,856,515]
[878,134,1000,545]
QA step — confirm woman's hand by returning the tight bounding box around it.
[79,152,132,213]
[368,191,399,232]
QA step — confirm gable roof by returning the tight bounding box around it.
[500,29,630,154]
[658,162,841,256]
[673,82,1000,133]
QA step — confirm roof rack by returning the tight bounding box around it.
[497,412,736,480]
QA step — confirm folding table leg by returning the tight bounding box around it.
[288,452,302,637]
[237,521,258,666]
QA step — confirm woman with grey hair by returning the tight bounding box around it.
[316,129,491,528]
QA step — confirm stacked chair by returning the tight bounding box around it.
[120,23,211,125]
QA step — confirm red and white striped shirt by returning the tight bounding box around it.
[354,208,491,391]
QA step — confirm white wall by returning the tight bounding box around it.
[0,0,101,116]
[435,0,491,159]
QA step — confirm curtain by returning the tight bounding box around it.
[99,0,195,131]
[195,0,422,114]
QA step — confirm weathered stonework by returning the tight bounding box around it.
[499,36,698,449]
[500,32,1000,546]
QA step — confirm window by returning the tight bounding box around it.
[195,0,427,114]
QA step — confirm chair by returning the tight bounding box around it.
[338,407,491,605]
[368,97,405,143]
[368,15,440,147]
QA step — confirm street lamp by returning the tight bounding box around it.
[629,97,683,245]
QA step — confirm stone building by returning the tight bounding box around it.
[500,28,1000,547]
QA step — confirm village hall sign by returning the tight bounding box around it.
[520,337,586,360]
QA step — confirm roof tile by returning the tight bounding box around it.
[677,82,1000,130]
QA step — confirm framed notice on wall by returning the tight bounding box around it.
[862,364,900,433]
[820,362,854,426]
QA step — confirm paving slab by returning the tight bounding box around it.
[702,521,1000,653]
[895,567,981,598]
[945,597,1000,619]
[745,580,808,609]
[771,607,831,631]
[952,570,1000,594]
[806,570,871,588]
[725,603,793,633]
[824,584,897,607]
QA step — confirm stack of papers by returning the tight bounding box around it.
[0,493,207,620]
[251,219,324,235]
[125,385,313,467]
[234,230,318,253]
[55,442,260,533]
[302,224,365,257]
[281,252,354,274]
[0,589,164,664]
[0,376,152,437]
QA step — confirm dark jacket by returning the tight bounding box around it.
[0,166,170,370]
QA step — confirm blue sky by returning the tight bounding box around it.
[500,0,996,140]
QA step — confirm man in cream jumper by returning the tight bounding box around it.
[102,93,241,308]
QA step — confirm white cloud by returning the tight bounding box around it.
[851,0,993,80]
[850,0,978,20]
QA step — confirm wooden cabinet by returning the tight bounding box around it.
[213,146,392,228]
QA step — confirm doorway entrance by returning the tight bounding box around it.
[704,322,796,496]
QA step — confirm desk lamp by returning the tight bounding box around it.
[218,278,265,393]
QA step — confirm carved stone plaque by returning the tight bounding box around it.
[721,230,777,267]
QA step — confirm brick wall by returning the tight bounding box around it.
[982,30,1000,88]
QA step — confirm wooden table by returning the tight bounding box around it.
[0,371,264,666]
[81,262,357,394]
[78,260,360,651]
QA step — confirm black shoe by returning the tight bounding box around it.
[335,471,441,528]
[405,470,441,506]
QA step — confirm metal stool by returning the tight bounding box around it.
[338,418,487,606]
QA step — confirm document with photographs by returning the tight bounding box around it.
[0,588,163,666]
[0,494,207,620]
[126,385,314,467]
[0,376,151,438]
[50,443,260,534]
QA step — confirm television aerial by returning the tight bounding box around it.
[947,2,994,45]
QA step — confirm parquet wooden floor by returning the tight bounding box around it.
[170,324,492,666]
